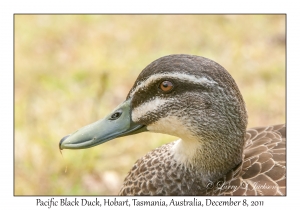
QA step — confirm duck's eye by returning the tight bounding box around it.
[109,110,122,120]
[159,81,174,92]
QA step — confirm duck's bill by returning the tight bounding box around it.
[59,99,147,150]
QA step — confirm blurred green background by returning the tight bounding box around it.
[14,15,285,195]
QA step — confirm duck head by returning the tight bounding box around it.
[59,54,248,175]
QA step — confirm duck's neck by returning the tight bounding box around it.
[171,134,244,184]
[147,115,245,183]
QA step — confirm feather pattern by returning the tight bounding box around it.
[119,124,286,195]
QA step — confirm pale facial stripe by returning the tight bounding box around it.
[129,72,217,98]
[131,97,169,122]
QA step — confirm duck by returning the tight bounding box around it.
[59,54,286,196]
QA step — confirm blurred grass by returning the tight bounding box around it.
[14,15,285,195]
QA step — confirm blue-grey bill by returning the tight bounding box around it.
[59,99,147,150]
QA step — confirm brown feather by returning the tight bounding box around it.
[119,124,286,195]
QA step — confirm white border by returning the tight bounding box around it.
[2,0,298,209]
